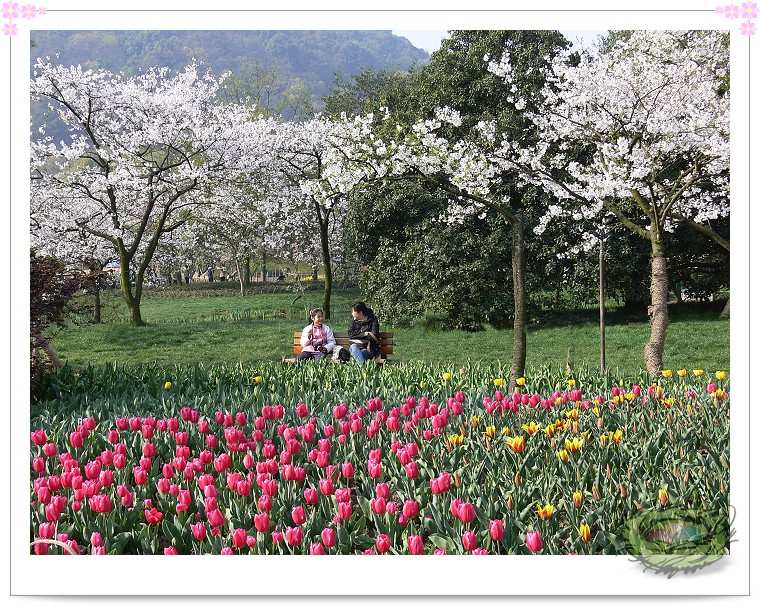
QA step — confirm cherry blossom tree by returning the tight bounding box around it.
[298,108,538,381]
[30,60,277,325]
[277,117,353,319]
[486,30,729,373]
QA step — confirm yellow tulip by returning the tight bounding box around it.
[658,487,669,508]
[484,425,497,439]
[556,449,570,463]
[470,415,481,427]
[442,371,453,382]
[564,437,584,453]
[599,434,609,447]
[693,369,705,377]
[163,381,173,390]
[493,377,505,388]
[253,375,263,384]
[516,377,526,386]
[501,426,512,436]
[663,397,675,408]
[448,434,464,447]
[715,370,728,381]
[677,369,688,378]
[661,369,673,379]
[544,424,556,438]
[522,421,540,435]
[579,522,592,543]
[572,490,583,509]
[567,379,576,388]
[624,392,635,401]
[507,435,526,454]
[536,503,555,520]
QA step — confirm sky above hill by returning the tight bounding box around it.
[393,30,606,53]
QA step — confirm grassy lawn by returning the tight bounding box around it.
[53,286,729,376]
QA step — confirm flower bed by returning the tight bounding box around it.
[30,364,730,555]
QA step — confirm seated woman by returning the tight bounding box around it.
[347,302,381,364]
[298,308,335,361]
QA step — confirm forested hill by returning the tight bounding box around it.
[30,30,429,114]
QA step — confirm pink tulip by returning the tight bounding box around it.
[525,530,543,553]
[321,527,336,548]
[489,519,505,541]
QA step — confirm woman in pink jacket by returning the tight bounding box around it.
[298,308,336,361]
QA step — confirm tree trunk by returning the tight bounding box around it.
[644,238,669,375]
[509,214,527,386]
[116,241,145,326]
[319,220,333,320]
[236,259,244,296]
[261,250,267,284]
[720,298,730,318]
[93,285,102,324]
[244,256,251,287]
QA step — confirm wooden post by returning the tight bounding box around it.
[599,233,606,372]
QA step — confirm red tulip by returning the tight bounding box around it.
[402,499,420,519]
[310,542,325,555]
[404,461,419,479]
[376,483,390,499]
[285,526,303,546]
[144,507,164,525]
[191,522,206,541]
[291,505,306,526]
[375,534,391,554]
[341,462,355,478]
[407,535,424,555]
[319,479,334,496]
[254,512,270,533]
[232,528,248,549]
[31,429,47,446]
[303,487,319,506]
[462,530,478,552]
[337,502,352,521]
[371,497,386,515]
[456,501,476,524]
[207,508,225,527]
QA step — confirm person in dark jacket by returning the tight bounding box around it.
[347,302,380,364]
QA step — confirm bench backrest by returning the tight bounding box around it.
[292,331,394,357]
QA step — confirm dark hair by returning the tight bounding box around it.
[352,302,370,316]
[309,307,324,320]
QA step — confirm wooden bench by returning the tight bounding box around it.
[283,331,394,365]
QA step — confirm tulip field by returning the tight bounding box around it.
[30,362,730,556]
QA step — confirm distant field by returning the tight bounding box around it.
[51,286,730,377]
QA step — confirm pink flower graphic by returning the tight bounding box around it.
[740,19,757,35]
[724,4,742,18]
[3,20,17,36]
[742,2,758,19]
[21,3,35,18]
[2,2,19,20]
